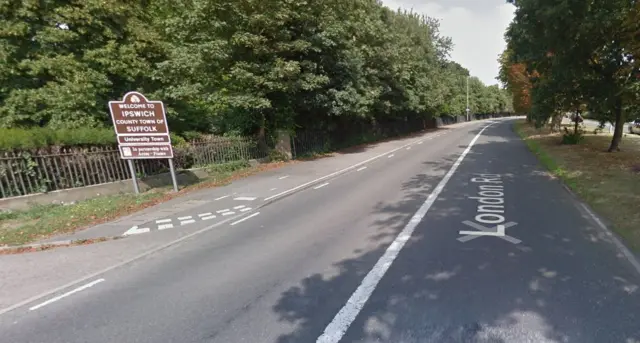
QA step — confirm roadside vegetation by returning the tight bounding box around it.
[501,1,640,249]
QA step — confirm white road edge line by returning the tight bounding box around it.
[234,197,257,201]
[29,279,105,311]
[406,147,411,150]
[313,183,329,190]
[316,123,494,343]
[230,212,260,226]
[356,166,367,172]
[214,195,229,201]
[264,131,434,202]
[388,154,394,158]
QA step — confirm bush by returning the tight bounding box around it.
[0,127,116,150]
[561,127,584,145]
[206,160,251,175]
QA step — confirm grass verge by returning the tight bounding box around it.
[0,160,291,246]
[514,120,640,251]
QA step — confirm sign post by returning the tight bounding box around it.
[108,91,179,193]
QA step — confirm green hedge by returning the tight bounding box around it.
[0,127,193,151]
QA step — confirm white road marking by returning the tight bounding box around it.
[233,205,246,209]
[198,212,213,217]
[418,141,423,144]
[263,134,429,202]
[123,226,150,236]
[406,147,411,150]
[230,212,260,226]
[278,175,289,180]
[29,279,105,311]
[158,224,174,230]
[388,154,394,158]
[460,224,505,237]
[222,211,235,216]
[356,166,367,172]
[240,207,252,212]
[217,209,230,213]
[177,216,192,220]
[156,219,172,224]
[316,123,494,343]
[214,195,229,200]
[313,183,329,190]
[234,197,257,201]
[180,219,196,225]
[201,215,216,220]
[270,188,277,191]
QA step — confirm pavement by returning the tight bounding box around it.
[2,117,640,343]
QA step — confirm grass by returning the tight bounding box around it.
[0,160,291,246]
[514,120,640,251]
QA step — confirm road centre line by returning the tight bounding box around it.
[29,279,105,311]
[233,205,246,209]
[278,175,289,180]
[217,209,230,213]
[240,207,252,212]
[406,146,411,150]
[388,154,394,158]
[313,183,329,190]
[198,212,212,217]
[214,195,229,200]
[316,123,494,343]
[230,212,260,226]
[234,197,257,201]
[356,166,367,171]
[263,127,453,202]
[222,211,235,216]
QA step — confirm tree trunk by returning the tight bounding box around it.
[550,113,563,132]
[257,112,269,154]
[607,101,624,152]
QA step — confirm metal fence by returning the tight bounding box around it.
[0,136,266,199]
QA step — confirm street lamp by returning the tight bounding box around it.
[466,76,470,121]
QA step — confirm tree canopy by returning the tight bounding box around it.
[500,0,640,151]
[0,0,511,145]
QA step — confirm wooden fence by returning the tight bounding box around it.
[0,136,266,199]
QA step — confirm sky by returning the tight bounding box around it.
[380,0,515,86]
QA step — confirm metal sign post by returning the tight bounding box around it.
[108,91,179,194]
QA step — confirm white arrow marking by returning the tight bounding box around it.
[123,226,150,236]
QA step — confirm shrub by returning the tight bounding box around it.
[0,127,116,150]
[561,127,584,145]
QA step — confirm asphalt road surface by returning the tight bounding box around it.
[2,119,640,343]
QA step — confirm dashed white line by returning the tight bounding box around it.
[217,209,230,213]
[214,195,229,201]
[313,183,329,190]
[158,224,174,230]
[278,175,289,180]
[418,141,423,144]
[234,197,257,201]
[198,213,213,217]
[240,207,252,212]
[233,205,246,209]
[177,216,192,221]
[316,123,495,343]
[180,219,196,225]
[270,188,277,191]
[201,215,216,220]
[29,279,105,311]
[406,146,411,150]
[222,211,235,216]
[123,226,150,236]
[388,154,394,158]
[230,212,260,226]
[356,167,367,172]
[156,219,172,224]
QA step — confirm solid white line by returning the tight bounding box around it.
[388,154,394,158]
[278,175,289,180]
[233,205,246,209]
[234,197,257,201]
[156,219,172,224]
[158,224,173,230]
[29,279,105,311]
[230,212,260,226]
[313,183,329,190]
[201,215,216,220]
[180,219,196,225]
[356,167,367,172]
[198,212,212,217]
[177,216,192,220]
[240,207,252,212]
[222,211,235,216]
[316,123,494,343]
[214,195,229,201]
[216,209,230,213]
[406,147,411,150]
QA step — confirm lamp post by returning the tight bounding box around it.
[466,76,470,121]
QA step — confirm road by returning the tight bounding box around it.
[2,119,640,343]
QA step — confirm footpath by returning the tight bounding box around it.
[0,118,504,314]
